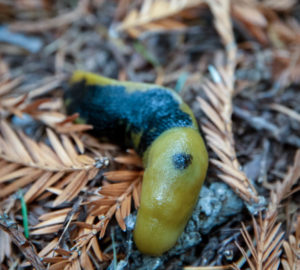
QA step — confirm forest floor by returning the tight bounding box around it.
[0,0,299,269]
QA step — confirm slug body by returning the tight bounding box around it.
[66,71,208,256]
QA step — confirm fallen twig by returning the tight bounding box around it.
[0,215,46,270]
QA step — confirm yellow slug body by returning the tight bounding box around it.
[66,71,208,256]
[134,127,208,255]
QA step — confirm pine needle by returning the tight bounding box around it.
[281,214,300,269]
[237,150,300,270]
[198,0,260,204]
[0,120,105,205]
[117,0,206,37]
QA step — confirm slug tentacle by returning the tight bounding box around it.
[66,71,208,255]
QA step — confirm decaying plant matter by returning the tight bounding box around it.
[189,0,299,269]
[198,0,260,204]
[0,76,143,268]
[0,76,92,133]
[117,0,206,37]
[0,120,99,200]
[236,150,300,270]
[281,215,300,270]
[0,0,299,269]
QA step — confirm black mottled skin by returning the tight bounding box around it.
[172,153,193,170]
[66,80,193,155]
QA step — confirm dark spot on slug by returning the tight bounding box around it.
[172,153,193,170]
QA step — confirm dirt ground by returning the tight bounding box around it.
[0,1,299,269]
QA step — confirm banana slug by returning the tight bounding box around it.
[66,71,208,256]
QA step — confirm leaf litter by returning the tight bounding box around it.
[0,0,299,269]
